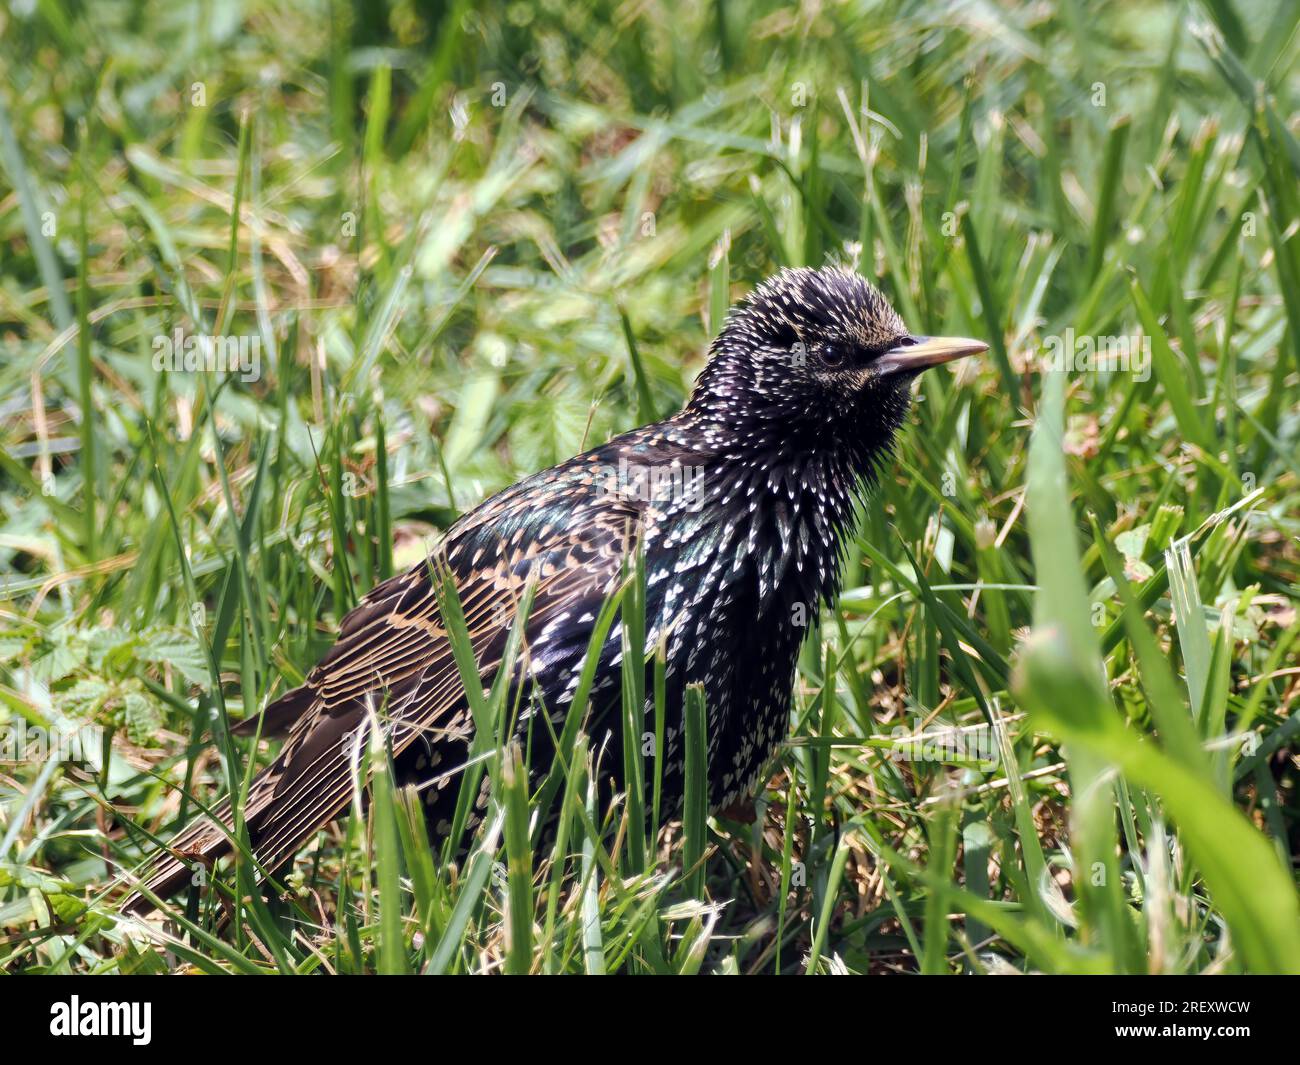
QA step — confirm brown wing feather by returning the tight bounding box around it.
[123,494,640,913]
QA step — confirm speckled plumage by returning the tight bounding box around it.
[125,266,981,912]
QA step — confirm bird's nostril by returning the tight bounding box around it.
[861,336,915,364]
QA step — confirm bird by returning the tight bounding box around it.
[122,265,985,913]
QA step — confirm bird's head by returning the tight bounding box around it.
[686,266,986,460]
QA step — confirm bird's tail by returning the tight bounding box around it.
[119,685,318,916]
[121,796,238,915]
[120,783,283,916]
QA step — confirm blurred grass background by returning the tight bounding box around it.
[1,0,1298,973]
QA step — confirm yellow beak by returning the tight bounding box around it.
[875,335,988,377]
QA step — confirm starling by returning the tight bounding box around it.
[125,266,985,912]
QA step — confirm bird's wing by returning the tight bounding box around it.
[126,488,642,909]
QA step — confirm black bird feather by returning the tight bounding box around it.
[123,266,984,913]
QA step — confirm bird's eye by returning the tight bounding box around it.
[821,343,847,368]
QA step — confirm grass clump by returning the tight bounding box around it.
[0,0,1298,973]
